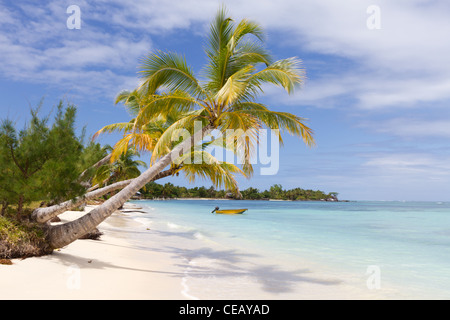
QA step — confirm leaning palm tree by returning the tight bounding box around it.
[32,108,245,224]
[46,7,314,249]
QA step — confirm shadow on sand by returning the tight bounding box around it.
[48,224,342,295]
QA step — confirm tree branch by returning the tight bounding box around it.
[9,144,26,177]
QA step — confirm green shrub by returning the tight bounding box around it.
[0,215,52,259]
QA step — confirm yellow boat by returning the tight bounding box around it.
[211,207,248,214]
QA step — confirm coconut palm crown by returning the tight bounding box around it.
[133,7,314,173]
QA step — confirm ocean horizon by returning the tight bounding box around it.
[122,199,450,299]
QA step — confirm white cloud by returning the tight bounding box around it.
[313,152,450,200]
[265,71,450,111]
[362,118,450,139]
[355,77,450,110]
[0,1,151,99]
[364,154,444,171]
[265,0,450,110]
[360,152,450,194]
[1,0,449,110]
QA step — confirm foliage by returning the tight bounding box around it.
[140,182,336,201]
[77,141,110,181]
[0,100,107,217]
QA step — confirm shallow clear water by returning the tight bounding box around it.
[127,199,450,299]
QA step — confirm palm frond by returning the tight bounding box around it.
[139,50,208,100]
[110,135,133,163]
[174,150,245,192]
[247,57,305,95]
[92,121,134,140]
[216,111,262,176]
[230,101,314,147]
[206,6,234,57]
[134,90,208,129]
[150,109,207,163]
[203,10,270,97]
[229,40,272,69]
[115,89,144,117]
[227,19,264,53]
[215,64,254,107]
[91,165,112,187]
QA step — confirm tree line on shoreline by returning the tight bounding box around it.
[140,182,339,201]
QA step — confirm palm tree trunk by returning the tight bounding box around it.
[47,125,212,249]
[32,168,175,224]
[78,153,112,181]
[32,179,133,224]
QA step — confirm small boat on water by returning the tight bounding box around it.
[211,207,247,214]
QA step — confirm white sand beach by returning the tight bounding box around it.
[0,204,185,300]
[0,203,396,300]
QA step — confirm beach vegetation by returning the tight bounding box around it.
[0,100,115,257]
[140,182,336,201]
[0,100,104,218]
[0,214,51,259]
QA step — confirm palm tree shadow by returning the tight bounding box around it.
[48,236,343,295]
[45,248,185,276]
[249,265,342,293]
[164,245,342,294]
[166,245,260,264]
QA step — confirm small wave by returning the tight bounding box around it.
[134,217,152,228]
[120,210,143,218]
[181,258,199,300]
[167,222,183,230]
[138,204,155,211]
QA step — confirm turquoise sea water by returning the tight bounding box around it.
[127,199,450,299]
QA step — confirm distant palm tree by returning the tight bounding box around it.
[47,7,314,249]
[91,148,146,188]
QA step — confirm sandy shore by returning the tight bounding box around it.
[0,204,185,300]
[0,203,396,300]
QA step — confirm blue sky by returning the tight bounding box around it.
[1,0,450,201]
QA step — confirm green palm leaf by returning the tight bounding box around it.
[230,102,314,146]
[150,109,208,163]
[139,50,209,100]
[247,57,305,95]
[92,121,134,140]
[174,150,244,192]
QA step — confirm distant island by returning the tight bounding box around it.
[138,182,341,202]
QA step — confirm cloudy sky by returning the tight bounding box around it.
[1,0,450,201]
